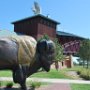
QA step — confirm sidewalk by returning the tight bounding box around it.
[0,77,90,90]
[0,83,71,90]
[0,77,90,84]
[36,83,71,90]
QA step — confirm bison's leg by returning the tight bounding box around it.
[13,71,18,83]
[12,65,27,90]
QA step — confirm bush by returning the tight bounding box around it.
[77,68,90,80]
[6,82,13,88]
[0,81,2,87]
[77,71,81,75]
[30,81,41,88]
[76,67,82,75]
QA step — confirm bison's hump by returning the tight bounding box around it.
[9,35,37,65]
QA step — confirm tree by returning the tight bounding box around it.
[78,39,90,68]
[37,34,49,41]
[53,38,64,70]
[54,38,64,62]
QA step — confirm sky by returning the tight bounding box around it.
[0,0,90,38]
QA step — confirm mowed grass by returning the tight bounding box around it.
[0,70,12,77]
[0,80,47,86]
[0,69,71,79]
[0,69,70,87]
[63,66,83,71]
[0,66,84,79]
[71,84,90,90]
[31,69,71,79]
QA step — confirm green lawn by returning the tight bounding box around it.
[63,66,83,71]
[0,80,47,87]
[0,66,85,79]
[0,69,71,79]
[0,68,90,90]
[71,84,90,90]
[31,69,71,79]
[0,81,15,87]
[0,70,12,77]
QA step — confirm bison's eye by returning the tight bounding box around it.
[48,43,55,54]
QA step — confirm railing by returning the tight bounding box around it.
[62,40,80,54]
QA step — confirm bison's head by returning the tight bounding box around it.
[37,39,55,72]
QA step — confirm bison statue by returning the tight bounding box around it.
[0,35,55,90]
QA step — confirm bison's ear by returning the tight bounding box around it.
[37,40,48,54]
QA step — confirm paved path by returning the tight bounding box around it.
[27,78,90,84]
[0,77,90,90]
[36,83,71,90]
[0,77,90,84]
[0,84,71,90]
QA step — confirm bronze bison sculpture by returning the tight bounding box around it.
[0,35,55,90]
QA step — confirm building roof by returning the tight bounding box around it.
[12,14,60,24]
[0,30,85,40]
[56,31,85,39]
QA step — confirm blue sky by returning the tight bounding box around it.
[0,0,90,38]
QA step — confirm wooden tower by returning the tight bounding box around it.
[12,14,59,40]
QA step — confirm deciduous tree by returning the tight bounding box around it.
[78,39,90,68]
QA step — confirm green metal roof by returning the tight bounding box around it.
[12,14,60,24]
[56,31,85,39]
